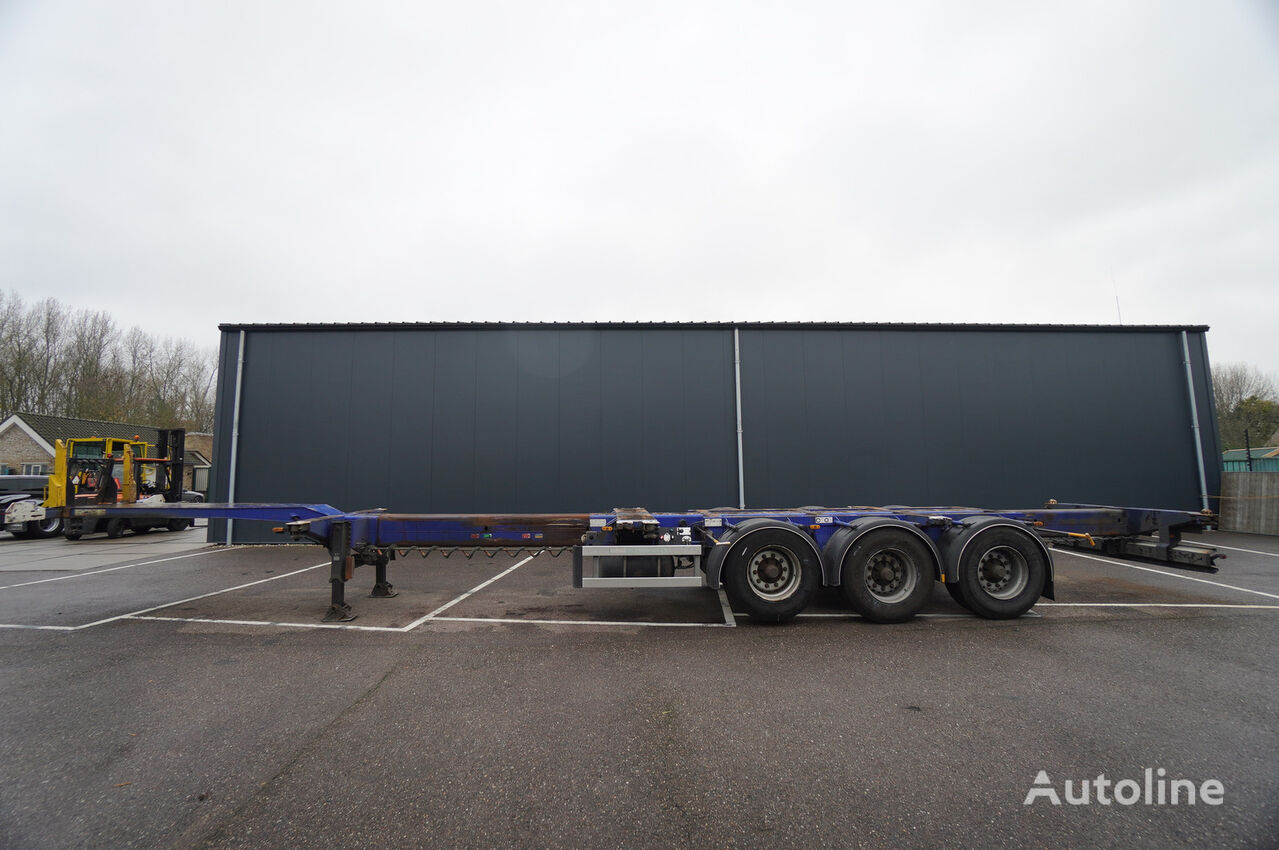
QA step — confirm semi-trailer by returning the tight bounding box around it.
[28,422,1221,623]
[65,498,1220,624]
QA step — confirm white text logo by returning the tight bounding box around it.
[1023,769,1224,806]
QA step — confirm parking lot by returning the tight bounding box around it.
[0,527,1275,847]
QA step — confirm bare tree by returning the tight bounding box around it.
[0,289,218,432]
[60,309,123,420]
[1213,363,1277,414]
[1213,362,1279,449]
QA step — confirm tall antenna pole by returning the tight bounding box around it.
[1112,277,1124,324]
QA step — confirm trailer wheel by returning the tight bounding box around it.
[105,518,127,539]
[952,527,1047,619]
[722,528,819,623]
[167,519,191,532]
[835,529,934,623]
[26,515,64,539]
[63,519,84,541]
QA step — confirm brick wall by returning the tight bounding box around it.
[182,432,213,492]
[0,428,53,475]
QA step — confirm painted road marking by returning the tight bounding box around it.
[74,563,329,628]
[1206,542,1279,558]
[128,615,406,633]
[1058,549,1279,601]
[0,563,327,631]
[717,589,737,626]
[433,616,733,628]
[753,611,1042,620]
[401,553,537,630]
[0,547,233,591]
[1037,602,1279,609]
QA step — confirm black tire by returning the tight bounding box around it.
[721,527,820,623]
[951,527,1047,619]
[63,519,84,541]
[105,518,127,539]
[167,518,192,532]
[944,582,970,610]
[9,529,32,540]
[26,515,64,539]
[834,528,935,623]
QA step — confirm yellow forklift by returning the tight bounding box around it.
[48,429,199,540]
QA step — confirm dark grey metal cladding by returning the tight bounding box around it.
[211,322,1218,543]
[213,326,738,541]
[737,327,1215,511]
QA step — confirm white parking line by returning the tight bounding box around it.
[0,547,232,591]
[128,614,405,632]
[0,562,332,628]
[1058,549,1279,601]
[764,611,1042,620]
[73,563,329,628]
[1207,542,1279,557]
[1037,603,1279,609]
[717,589,736,626]
[0,563,329,632]
[400,554,537,631]
[433,616,733,628]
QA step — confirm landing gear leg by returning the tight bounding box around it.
[371,549,397,598]
[323,520,356,622]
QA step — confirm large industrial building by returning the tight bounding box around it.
[208,323,1220,543]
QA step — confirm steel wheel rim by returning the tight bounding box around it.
[976,546,1028,600]
[863,547,915,604]
[747,545,801,601]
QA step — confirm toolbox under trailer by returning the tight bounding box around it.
[74,500,1220,624]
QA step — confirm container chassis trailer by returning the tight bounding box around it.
[62,500,1221,624]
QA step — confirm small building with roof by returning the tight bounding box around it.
[1223,446,1279,472]
[0,412,211,493]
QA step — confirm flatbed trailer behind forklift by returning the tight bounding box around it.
[23,430,198,540]
[79,500,1220,624]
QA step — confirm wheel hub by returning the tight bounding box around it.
[748,547,799,599]
[981,556,1011,585]
[976,546,1029,600]
[757,556,784,583]
[866,551,906,595]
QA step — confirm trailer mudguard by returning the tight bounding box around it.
[820,518,944,587]
[704,518,823,590]
[940,516,1055,600]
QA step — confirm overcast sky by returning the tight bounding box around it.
[1,1,1276,373]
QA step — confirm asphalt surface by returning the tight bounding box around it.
[0,523,211,572]
[0,529,1275,848]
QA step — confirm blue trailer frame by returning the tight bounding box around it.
[62,500,1219,624]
